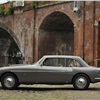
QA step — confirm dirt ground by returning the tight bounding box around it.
[0,83,100,100]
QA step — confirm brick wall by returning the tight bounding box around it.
[0,10,34,64]
[0,1,100,66]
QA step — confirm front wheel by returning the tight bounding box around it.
[73,74,90,90]
[1,73,19,90]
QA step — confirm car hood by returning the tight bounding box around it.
[0,64,37,70]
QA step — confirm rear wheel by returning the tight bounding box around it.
[1,73,18,90]
[73,74,90,90]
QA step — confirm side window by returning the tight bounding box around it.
[66,59,82,67]
[42,58,65,67]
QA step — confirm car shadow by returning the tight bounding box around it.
[17,87,70,91]
[0,86,100,91]
[17,87,100,91]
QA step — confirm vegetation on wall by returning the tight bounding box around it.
[0,4,5,16]
[0,1,13,16]
[31,1,38,9]
[0,1,38,16]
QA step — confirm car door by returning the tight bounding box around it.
[36,57,73,84]
[17,65,37,84]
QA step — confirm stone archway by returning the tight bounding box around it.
[0,22,20,48]
[38,11,74,59]
[0,23,23,66]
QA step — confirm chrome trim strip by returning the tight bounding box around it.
[95,78,100,80]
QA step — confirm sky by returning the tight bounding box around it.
[0,0,8,4]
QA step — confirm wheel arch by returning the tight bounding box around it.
[71,73,91,83]
[0,72,19,83]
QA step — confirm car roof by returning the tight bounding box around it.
[43,55,81,59]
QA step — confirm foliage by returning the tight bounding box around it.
[0,4,5,16]
[0,1,13,16]
[10,1,13,8]
[31,1,38,9]
[5,1,13,15]
[4,8,11,15]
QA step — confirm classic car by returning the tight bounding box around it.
[0,55,100,90]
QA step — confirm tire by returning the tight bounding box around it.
[73,74,90,90]
[1,73,18,90]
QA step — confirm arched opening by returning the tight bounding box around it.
[39,11,74,59]
[0,27,23,66]
[98,21,100,67]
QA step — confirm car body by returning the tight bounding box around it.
[0,55,100,90]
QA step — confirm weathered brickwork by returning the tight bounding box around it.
[95,2,100,66]
[0,10,34,64]
[35,2,80,62]
[0,1,100,66]
[84,1,100,66]
[84,2,94,65]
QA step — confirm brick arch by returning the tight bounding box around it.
[38,8,77,28]
[37,8,75,59]
[37,7,79,55]
[0,22,20,49]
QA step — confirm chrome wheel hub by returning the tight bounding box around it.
[76,77,87,89]
[4,76,15,88]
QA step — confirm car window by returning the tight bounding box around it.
[42,58,65,67]
[66,59,82,67]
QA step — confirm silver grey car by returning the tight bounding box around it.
[0,55,100,90]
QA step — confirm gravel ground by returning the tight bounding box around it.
[0,83,100,100]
